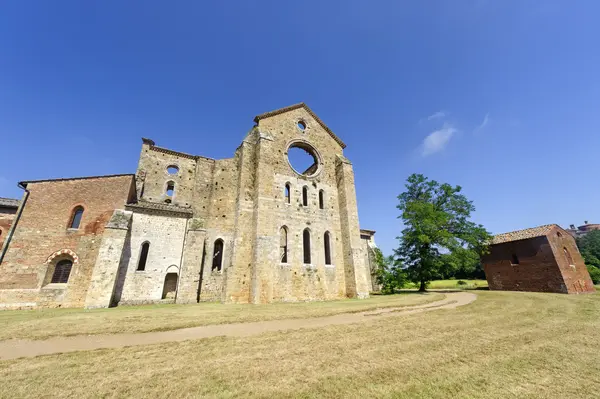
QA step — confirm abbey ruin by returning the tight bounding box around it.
[0,103,378,309]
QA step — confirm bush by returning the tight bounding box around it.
[457,280,467,286]
[587,266,600,284]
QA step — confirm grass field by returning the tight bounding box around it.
[1,290,600,398]
[0,292,443,341]
[424,279,488,289]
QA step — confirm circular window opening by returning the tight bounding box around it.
[287,142,320,177]
[297,121,307,131]
[167,165,179,175]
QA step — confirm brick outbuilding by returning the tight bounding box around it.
[482,224,595,294]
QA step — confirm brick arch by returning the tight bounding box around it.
[45,249,80,264]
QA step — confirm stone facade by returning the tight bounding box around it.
[482,224,595,294]
[0,103,376,309]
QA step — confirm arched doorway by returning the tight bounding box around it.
[162,272,178,300]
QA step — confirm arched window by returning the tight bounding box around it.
[280,226,288,263]
[166,181,175,197]
[564,247,574,266]
[324,231,332,265]
[212,239,224,272]
[302,186,308,207]
[137,242,150,271]
[162,272,178,299]
[51,259,73,283]
[284,183,291,204]
[319,190,325,209]
[303,228,311,264]
[69,206,84,229]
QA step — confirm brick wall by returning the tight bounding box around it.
[546,228,595,293]
[482,236,567,293]
[482,226,595,294]
[0,206,17,249]
[0,175,135,308]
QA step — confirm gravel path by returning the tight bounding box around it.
[0,292,477,360]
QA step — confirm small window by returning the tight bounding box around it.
[303,228,311,264]
[319,190,324,209]
[69,206,84,229]
[280,226,288,263]
[51,259,73,283]
[557,231,562,238]
[297,120,306,131]
[511,254,519,265]
[137,242,150,271]
[564,247,574,266]
[324,231,332,265]
[302,186,308,207]
[284,183,291,204]
[167,165,179,175]
[212,239,224,272]
[166,181,175,197]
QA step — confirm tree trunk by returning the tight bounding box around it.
[418,280,427,292]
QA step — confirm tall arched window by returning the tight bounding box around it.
[212,239,224,272]
[564,247,574,266]
[284,183,291,204]
[302,186,308,206]
[137,242,150,271]
[51,259,73,283]
[319,190,325,209]
[324,231,332,265]
[69,206,84,229]
[166,181,175,196]
[280,226,288,263]
[303,228,311,264]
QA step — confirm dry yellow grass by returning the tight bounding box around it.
[0,292,443,341]
[1,290,600,398]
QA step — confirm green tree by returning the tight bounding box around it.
[577,230,600,268]
[374,248,406,294]
[395,174,492,292]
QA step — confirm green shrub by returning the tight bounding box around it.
[587,266,600,284]
[457,280,467,286]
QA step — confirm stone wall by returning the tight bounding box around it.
[117,210,188,304]
[0,175,135,308]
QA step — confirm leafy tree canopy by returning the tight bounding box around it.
[395,174,492,291]
[577,230,600,269]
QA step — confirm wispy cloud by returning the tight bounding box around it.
[474,113,490,132]
[422,123,457,156]
[427,110,448,121]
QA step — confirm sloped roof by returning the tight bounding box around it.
[491,224,557,245]
[0,197,19,209]
[19,174,134,187]
[253,103,347,149]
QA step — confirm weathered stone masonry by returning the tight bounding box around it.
[0,103,377,309]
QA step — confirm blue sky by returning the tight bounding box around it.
[1,1,599,255]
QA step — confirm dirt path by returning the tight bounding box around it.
[0,292,476,360]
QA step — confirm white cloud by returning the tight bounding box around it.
[427,110,448,121]
[422,123,457,156]
[475,113,490,132]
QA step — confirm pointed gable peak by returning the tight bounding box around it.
[253,103,347,149]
